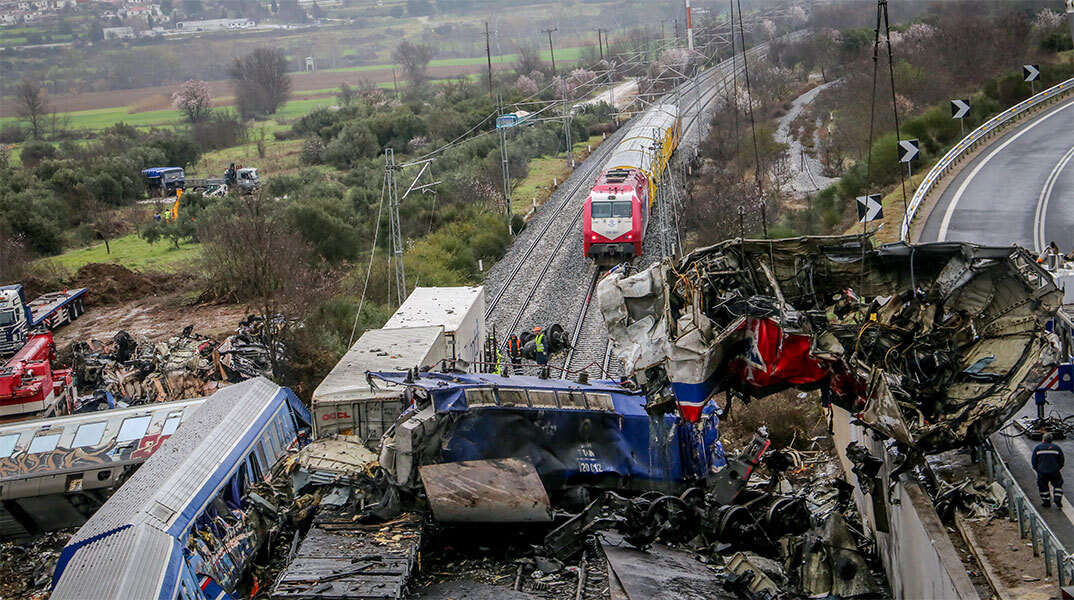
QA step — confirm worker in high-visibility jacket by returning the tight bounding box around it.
[507,334,523,366]
[533,326,549,378]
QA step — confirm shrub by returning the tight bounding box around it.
[301,138,327,165]
[0,124,27,144]
[20,140,56,167]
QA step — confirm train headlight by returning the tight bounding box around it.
[591,235,598,241]
[625,233,632,240]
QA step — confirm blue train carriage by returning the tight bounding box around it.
[50,377,311,600]
[495,110,534,129]
[375,371,726,497]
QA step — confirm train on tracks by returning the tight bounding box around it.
[50,377,311,600]
[583,104,681,261]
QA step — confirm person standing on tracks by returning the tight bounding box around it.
[533,326,549,378]
[1032,433,1065,508]
[507,334,523,368]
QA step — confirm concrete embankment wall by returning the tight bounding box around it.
[830,406,980,600]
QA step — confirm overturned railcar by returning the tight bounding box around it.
[599,237,1064,454]
[375,371,725,498]
[0,397,204,540]
[50,378,311,600]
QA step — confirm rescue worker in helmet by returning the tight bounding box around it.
[507,334,523,367]
[533,326,549,378]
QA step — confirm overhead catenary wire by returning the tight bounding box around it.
[736,0,766,238]
[349,171,388,347]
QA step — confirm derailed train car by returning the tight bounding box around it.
[598,236,1065,454]
[375,371,725,501]
[0,397,204,540]
[50,378,311,600]
[583,104,681,261]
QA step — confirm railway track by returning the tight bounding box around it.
[486,36,796,379]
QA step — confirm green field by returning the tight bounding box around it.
[511,134,602,215]
[313,46,584,75]
[38,233,201,273]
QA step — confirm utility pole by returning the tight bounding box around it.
[543,27,558,74]
[685,0,694,51]
[485,21,494,95]
[594,28,605,59]
[1067,0,1074,71]
[391,68,400,102]
[659,19,668,41]
[497,96,511,214]
[385,148,406,307]
[674,19,679,40]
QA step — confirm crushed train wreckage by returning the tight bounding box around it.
[63,315,282,407]
[598,236,1064,454]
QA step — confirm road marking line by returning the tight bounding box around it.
[937,98,1074,242]
[1034,143,1074,253]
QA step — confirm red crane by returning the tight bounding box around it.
[0,332,75,420]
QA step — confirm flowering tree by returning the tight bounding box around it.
[570,68,597,87]
[172,79,214,124]
[516,74,539,95]
[554,75,578,100]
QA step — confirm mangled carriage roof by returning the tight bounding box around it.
[599,236,1064,453]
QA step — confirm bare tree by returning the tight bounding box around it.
[15,78,52,140]
[199,195,333,379]
[0,234,30,283]
[86,200,123,254]
[392,40,434,93]
[228,47,293,118]
[514,44,543,76]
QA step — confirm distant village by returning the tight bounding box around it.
[0,0,339,41]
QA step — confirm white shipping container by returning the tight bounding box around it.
[312,326,447,443]
[383,287,485,365]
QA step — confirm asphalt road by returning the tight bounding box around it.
[916,94,1074,547]
[918,96,1074,252]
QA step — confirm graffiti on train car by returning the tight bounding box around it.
[0,430,180,478]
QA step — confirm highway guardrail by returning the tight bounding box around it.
[978,440,1074,587]
[901,76,1074,241]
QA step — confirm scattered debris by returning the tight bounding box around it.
[599,237,1063,454]
[63,315,282,405]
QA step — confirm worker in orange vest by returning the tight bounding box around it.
[507,334,523,367]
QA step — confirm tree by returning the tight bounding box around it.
[86,200,123,254]
[15,78,52,140]
[228,47,293,118]
[515,45,543,77]
[392,41,434,93]
[199,195,334,379]
[172,79,214,124]
[337,82,357,107]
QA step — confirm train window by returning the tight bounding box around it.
[28,433,61,454]
[161,414,183,436]
[116,415,152,443]
[72,421,107,447]
[528,390,558,408]
[591,201,633,219]
[0,433,19,458]
[465,388,497,408]
[273,417,285,450]
[557,391,587,410]
[496,389,529,408]
[586,393,615,411]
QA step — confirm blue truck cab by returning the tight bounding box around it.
[0,284,88,355]
[141,167,185,197]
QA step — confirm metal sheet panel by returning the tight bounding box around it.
[419,458,552,523]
